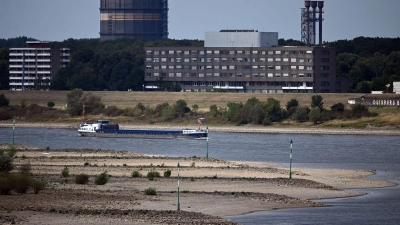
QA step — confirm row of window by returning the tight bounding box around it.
[146,72,315,78]
[148,81,315,87]
[146,50,324,55]
[9,68,52,72]
[146,65,329,71]
[9,62,51,66]
[146,57,329,63]
[9,57,52,60]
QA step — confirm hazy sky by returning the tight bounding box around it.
[0,0,399,42]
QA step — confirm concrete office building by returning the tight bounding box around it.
[8,41,70,91]
[100,0,168,41]
[144,30,349,93]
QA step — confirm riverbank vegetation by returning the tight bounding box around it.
[0,90,398,129]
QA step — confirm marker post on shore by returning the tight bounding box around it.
[206,125,209,158]
[12,117,15,144]
[177,162,180,210]
[289,139,293,179]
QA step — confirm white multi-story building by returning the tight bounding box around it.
[9,41,70,91]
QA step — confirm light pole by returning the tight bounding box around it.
[289,139,293,179]
[12,117,15,144]
[177,162,180,210]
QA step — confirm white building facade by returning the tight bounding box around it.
[205,30,278,47]
[9,41,70,91]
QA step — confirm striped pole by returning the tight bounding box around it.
[177,162,180,210]
[289,139,293,179]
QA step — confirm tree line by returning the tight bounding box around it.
[0,36,399,92]
[63,89,375,126]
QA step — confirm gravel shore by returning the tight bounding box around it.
[0,144,396,224]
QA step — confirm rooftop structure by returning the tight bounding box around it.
[205,30,278,47]
[301,1,324,45]
[100,0,168,41]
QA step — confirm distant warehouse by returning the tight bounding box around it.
[100,0,168,41]
[144,30,349,93]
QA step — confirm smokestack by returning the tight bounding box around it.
[311,1,317,45]
[304,1,310,44]
[318,1,324,44]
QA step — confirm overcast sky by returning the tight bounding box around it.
[0,0,399,42]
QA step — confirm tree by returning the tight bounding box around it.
[311,95,324,112]
[331,103,345,112]
[286,98,299,111]
[354,81,372,93]
[308,108,321,125]
[249,103,265,124]
[66,89,84,116]
[225,102,243,122]
[0,48,9,90]
[0,146,17,173]
[47,101,55,109]
[263,98,282,122]
[0,93,9,107]
[192,104,199,115]
[291,106,310,122]
[174,99,190,117]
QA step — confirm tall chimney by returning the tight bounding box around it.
[318,1,324,44]
[311,1,317,45]
[304,1,311,44]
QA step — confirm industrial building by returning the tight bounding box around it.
[8,42,70,91]
[100,0,168,41]
[144,30,349,93]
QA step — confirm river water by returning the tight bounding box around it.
[1,127,399,224]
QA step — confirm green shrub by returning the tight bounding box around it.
[146,171,160,181]
[0,174,14,195]
[94,171,109,185]
[212,175,218,179]
[47,101,55,109]
[14,174,31,194]
[0,146,17,173]
[61,167,69,177]
[131,170,141,178]
[31,179,47,194]
[75,173,89,185]
[163,169,171,177]
[190,162,195,167]
[18,162,31,175]
[105,105,123,117]
[144,187,156,195]
[0,109,11,120]
[262,116,272,126]
[0,93,9,107]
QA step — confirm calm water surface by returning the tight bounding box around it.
[1,127,399,225]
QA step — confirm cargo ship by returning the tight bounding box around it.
[78,120,208,139]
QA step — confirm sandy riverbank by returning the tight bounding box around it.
[0,144,396,225]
